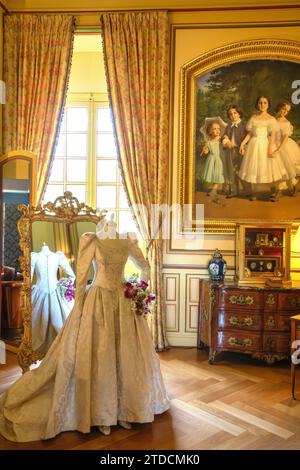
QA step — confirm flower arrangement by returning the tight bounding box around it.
[124,274,155,317]
[57,277,75,302]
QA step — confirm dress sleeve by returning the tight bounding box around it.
[282,121,293,136]
[57,252,76,281]
[267,118,278,133]
[246,116,254,131]
[205,141,211,154]
[30,252,37,282]
[128,234,150,282]
[74,233,96,308]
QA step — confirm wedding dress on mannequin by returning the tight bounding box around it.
[0,219,169,442]
[31,244,75,353]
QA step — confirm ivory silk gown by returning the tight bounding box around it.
[31,249,75,353]
[0,233,169,442]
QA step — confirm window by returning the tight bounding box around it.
[44,105,88,203]
[45,94,137,235]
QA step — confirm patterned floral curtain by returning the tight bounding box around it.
[101,11,170,350]
[3,14,75,203]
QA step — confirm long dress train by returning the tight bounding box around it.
[0,233,169,442]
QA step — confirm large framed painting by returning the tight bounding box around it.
[178,39,300,233]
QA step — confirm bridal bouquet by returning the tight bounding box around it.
[57,277,75,302]
[124,274,155,317]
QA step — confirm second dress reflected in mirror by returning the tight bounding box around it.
[31,243,76,353]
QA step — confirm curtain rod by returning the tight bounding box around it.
[6,4,300,15]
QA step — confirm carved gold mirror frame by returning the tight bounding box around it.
[17,191,105,372]
[178,38,300,234]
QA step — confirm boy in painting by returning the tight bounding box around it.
[222,105,247,198]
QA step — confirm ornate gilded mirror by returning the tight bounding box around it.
[17,191,105,372]
[0,151,37,353]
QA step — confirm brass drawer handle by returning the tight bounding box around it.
[228,336,253,347]
[229,295,254,305]
[265,316,275,328]
[229,315,238,326]
[266,294,275,306]
[244,316,254,326]
[229,316,254,327]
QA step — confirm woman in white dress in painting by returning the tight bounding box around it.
[31,244,75,353]
[0,218,169,442]
[239,95,290,201]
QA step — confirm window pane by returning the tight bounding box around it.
[54,133,66,157]
[97,160,117,183]
[97,108,114,132]
[66,184,86,202]
[119,211,137,234]
[67,160,86,182]
[67,134,87,157]
[43,185,64,203]
[96,186,116,210]
[67,107,88,132]
[49,160,64,182]
[119,186,129,209]
[97,134,117,157]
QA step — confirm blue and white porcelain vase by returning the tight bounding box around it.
[208,249,227,282]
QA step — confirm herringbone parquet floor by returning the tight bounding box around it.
[0,347,300,450]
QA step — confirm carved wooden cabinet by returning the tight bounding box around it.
[1,281,24,343]
[197,280,300,364]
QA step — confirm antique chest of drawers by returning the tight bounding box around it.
[197,280,300,364]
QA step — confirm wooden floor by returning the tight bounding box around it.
[0,347,300,450]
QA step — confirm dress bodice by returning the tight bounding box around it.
[92,238,134,288]
[207,140,221,156]
[75,233,150,305]
[31,251,75,294]
[247,116,276,138]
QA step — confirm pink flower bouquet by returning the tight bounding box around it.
[57,277,75,302]
[124,274,155,317]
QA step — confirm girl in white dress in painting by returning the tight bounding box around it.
[31,244,75,353]
[200,117,227,199]
[239,95,289,201]
[0,218,169,442]
[271,100,300,199]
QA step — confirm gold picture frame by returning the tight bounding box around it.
[178,38,300,233]
[255,233,269,247]
[246,256,279,275]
